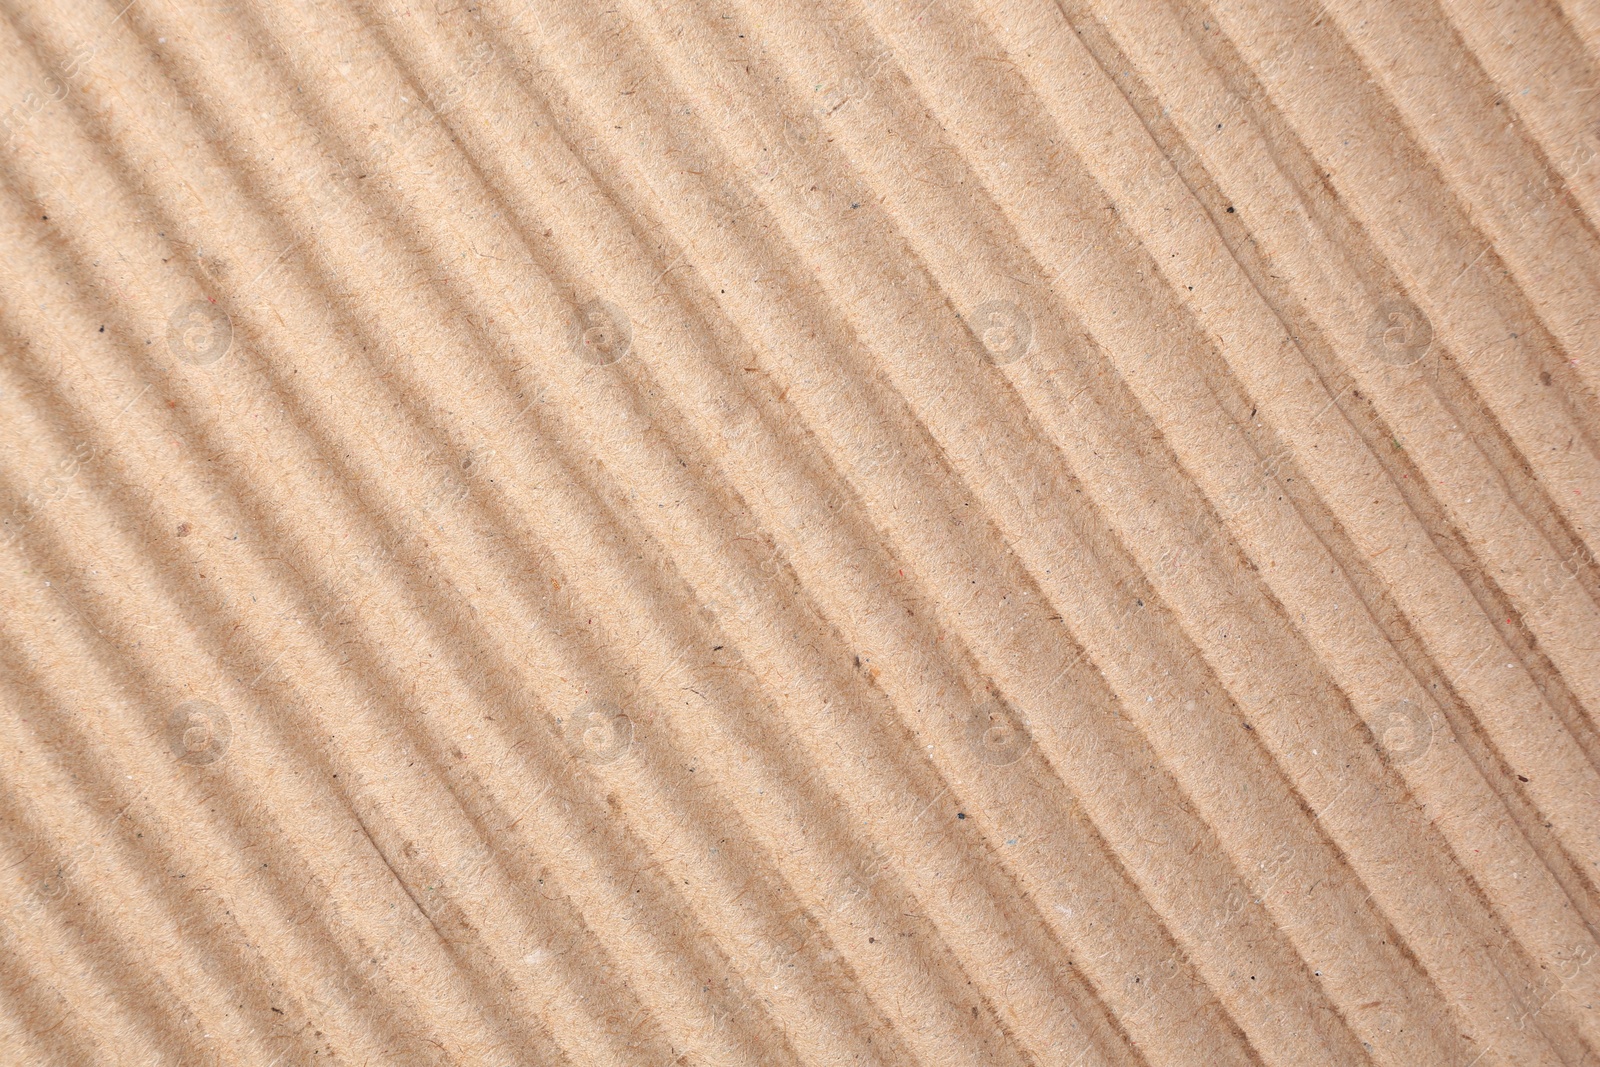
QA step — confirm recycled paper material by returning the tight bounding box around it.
[2,0,1598,1063]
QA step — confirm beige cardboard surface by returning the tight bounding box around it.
[1,0,1598,1063]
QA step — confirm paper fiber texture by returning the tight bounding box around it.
[1,0,1597,1063]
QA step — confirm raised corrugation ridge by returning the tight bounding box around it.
[0,0,1596,1064]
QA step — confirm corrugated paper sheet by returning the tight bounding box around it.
[3,0,1600,1063]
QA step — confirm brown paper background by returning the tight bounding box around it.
[2,0,1598,1063]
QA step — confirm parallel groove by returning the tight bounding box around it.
[1132,0,1600,630]
[1032,0,1600,1019]
[496,6,1363,1062]
[1193,0,1600,537]
[790,2,1587,1062]
[0,779,211,1066]
[1073,0,1600,747]
[1431,0,1600,232]
[1,0,1595,1064]
[441,4,1273,1062]
[305,4,1260,1062]
[6,4,1094,1062]
[0,950,96,1067]
[949,0,1600,889]
[528,2,1523,1062]
[0,356,585,1066]
[1024,0,1600,1017]
[0,235,604,1067]
[1100,0,1600,780]
[0,41,745,1067]
[0,199,480,1067]
[204,6,934,1062]
[156,4,1094,1062]
[947,0,1600,921]
[1286,0,1600,671]
[1146,0,1600,912]
[1305,0,1600,404]
[0,608,373,1067]
[588,6,1380,1064]
[1172,0,1600,875]
[0,232,679,1067]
